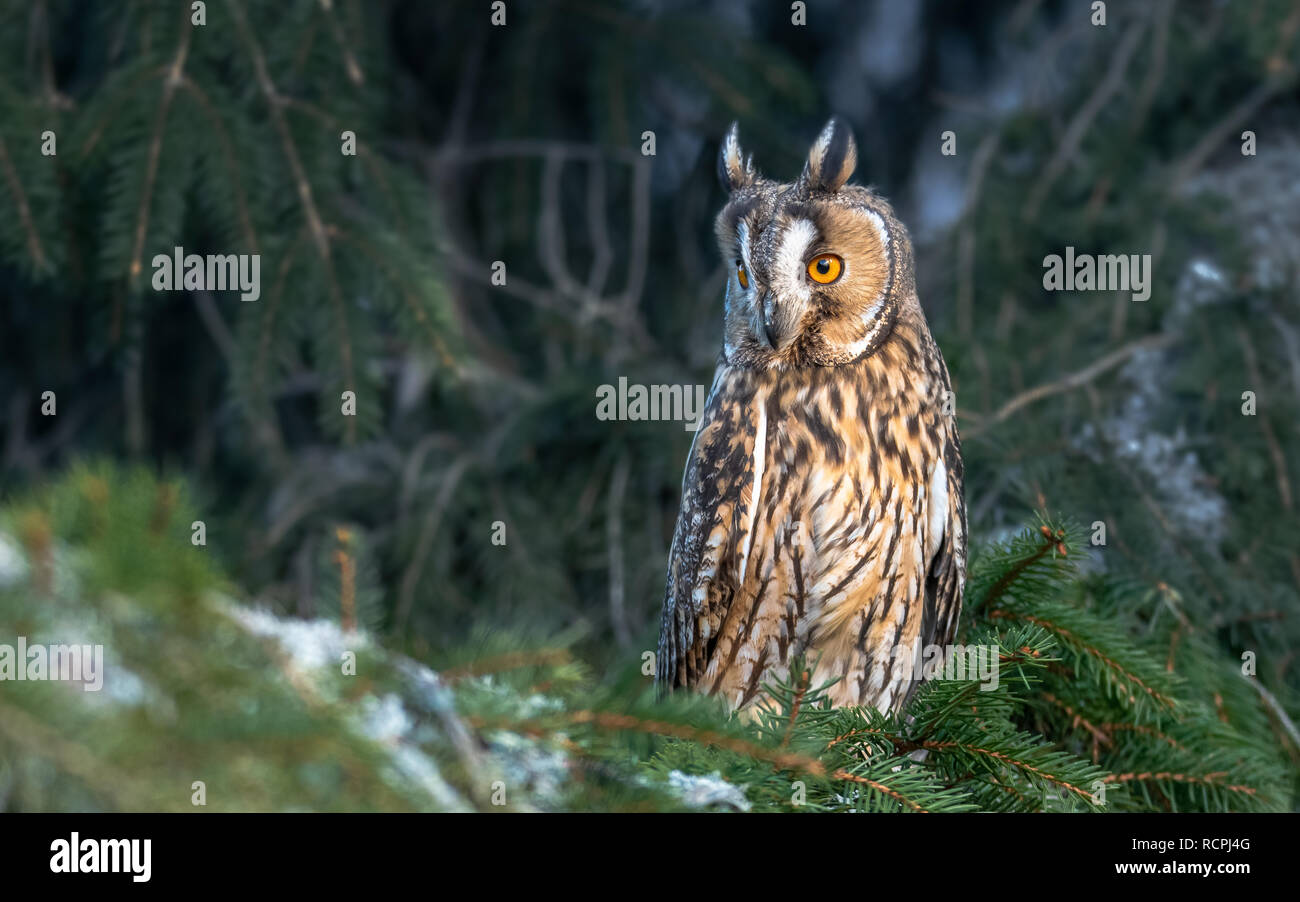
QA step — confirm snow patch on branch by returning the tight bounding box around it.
[666,770,751,811]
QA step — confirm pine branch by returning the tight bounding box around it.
[127,5,191,287]
[0,133,47,270]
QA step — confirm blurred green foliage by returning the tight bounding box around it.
[0,465,1288,811]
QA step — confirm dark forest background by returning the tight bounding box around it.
[0,0,1297,812]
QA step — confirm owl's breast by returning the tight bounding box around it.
[670,345,960,712]
[758,369,934,567]
[740,361,951,704]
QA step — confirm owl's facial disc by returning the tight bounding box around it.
[751,217,818,351]
[717,181,899,365]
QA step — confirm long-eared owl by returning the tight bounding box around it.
[657,118,966,715]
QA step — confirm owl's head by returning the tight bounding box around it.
[714,118,916,369]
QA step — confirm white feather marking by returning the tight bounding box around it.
[860,207,889,249]
[927,457,948,561]
[775,219,817,300]
[841,302,886,359]
[738,394,767,582]
[840,209,892,359]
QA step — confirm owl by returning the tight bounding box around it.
[657,118,966,716]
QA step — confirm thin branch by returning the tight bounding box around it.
[971,528,1058,614]
[78,64,170,160]
[585,157,613,299]
[831,768,928,812]
[919,739,1096,803]
[179,76,260,254]
[620,156,652,318]
[0,135,47,271]
[316,0,365,86]
[1236,325,1293,511]
[227,1,330,260]
[492,709,824,775]
[1102,770,1259,798]
[193,290,236,363]
[1041,691,1112,749]
[227,0,357,441]
[1098,721,1186,752]
[956,132,1001,338]
[991,610,1177,709]
[282,97,407,230]
[127,10,192,284]
[606,452,632,648]
[780,668,811,749]
[962,333,1175,439]
[1168,73,1296,192]
[1128,0,1172,133]
[327,225,458,370]
[1022,20,1146,222]
[435,139,642,166]
[442,649,574,682]
[1251,677,1300,755]
[394,453,473,633]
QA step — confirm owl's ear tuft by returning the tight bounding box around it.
[804,117,857,192]
[718,122,755,192]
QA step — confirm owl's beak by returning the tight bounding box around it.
[760,292,780,349]
[759,291,785,350]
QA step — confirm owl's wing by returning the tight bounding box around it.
[921,413,967,652]
[657,365,759,692]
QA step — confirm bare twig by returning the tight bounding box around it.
[1022,21,1146,221]
[962,333,1175,439]
[326,224,458,370]
[1253,678,1300,754]
[606,452,633,647]
[127,8,192,284]
[193,290,237,363]
[282,97,406,230]
[1129,0,1172,133]
[1168,74,1296,192]
[227,0,357,440]
[316,0,364,86]
[179,77,260,254]
[398,432,461,521]
[435,139,641,166]
[1109,222,1165,342]
[621,157,652,317]
[395,454,473,634]
[585,158,613,300]
[957,132,1002,338]
[1236,326,1294,511]
[435,140,656,355]
[0,135,47,271]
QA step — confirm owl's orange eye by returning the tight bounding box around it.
[807,254,843,284]
[736,261,750,289]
